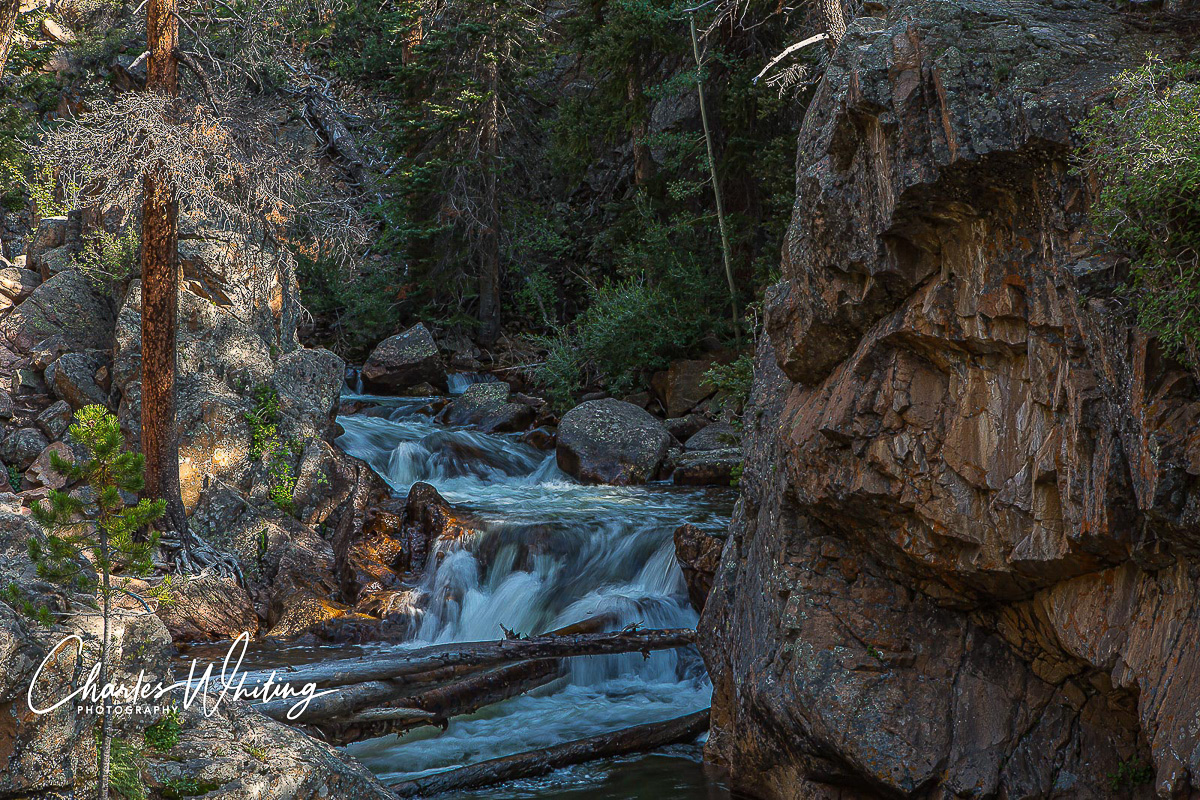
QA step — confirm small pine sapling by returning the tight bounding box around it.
[30,405,165,800]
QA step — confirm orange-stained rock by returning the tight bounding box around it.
[697,2,1200,798]
[673,524,725,612]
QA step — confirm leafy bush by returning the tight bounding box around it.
[536,276,706,410]
[703,354,754,416]
[76,227,140,294]
[105,734,146,800]
[1108,757,1153,791]
[244,386,300,515]
[0,582,53,626]
[144,708,182,752]
[160,775,220,799]
[1077,56,1200,367]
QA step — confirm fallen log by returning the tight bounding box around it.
[310,659,562,744]
[388,709,711,798]
[241,627,696,692]
[255,618,621,723]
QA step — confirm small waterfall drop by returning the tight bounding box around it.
[335,397,734,794]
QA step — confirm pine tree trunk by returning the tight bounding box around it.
[477,28,501,347]
[628,59,654,186]
[96,530,113,800]
[140,171,187,537]
[820,0,847,47]
[141,0,189,547]
[0,0,19,81]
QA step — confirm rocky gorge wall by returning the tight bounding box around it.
[698,1,1200,798]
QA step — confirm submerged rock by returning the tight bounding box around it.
[440,381,535,433]
[362,323,448,393]
[555,398,671,485]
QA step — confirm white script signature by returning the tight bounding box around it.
[27,632,336,721]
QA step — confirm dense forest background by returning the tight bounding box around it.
[0,0,833,409]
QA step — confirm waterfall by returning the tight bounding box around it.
[334,398,734,793]
[446,371,501,395]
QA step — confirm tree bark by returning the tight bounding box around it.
[142,0,189,549]
[477,16,501,347]
[146,0,178,90]
[389,709,710,798]
[0,0,18,82]
[628,58,654,186]
[819,0,847,47]
[96,529,112,800]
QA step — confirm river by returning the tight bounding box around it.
[329,390,734,798]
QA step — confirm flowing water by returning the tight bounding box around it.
[329,392,734,798]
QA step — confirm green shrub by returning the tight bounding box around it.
[535,276,704,410]
[0,582,54,626]
[244,386,300,515]
[75,227,140,293]
[1077,56,1200,367]
[703,354,754,416]
[1108,757,1153,791]
[105,734,147,800]
[144,709,182,752]
[160,775,220,799]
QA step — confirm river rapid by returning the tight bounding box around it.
[333,388,734,798]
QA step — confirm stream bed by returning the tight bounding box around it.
[332,393,735,798]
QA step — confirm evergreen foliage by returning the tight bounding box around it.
[301,0,804,390]
[30,405,165,589]
[29,405,165,800]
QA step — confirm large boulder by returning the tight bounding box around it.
[652,358,721,418]
[556,399,671,485]
[0,267,41,303]
[440,381,535,433]
[361,324,447,393]
[672,448,740,486]
[0,269,114,354]
[190,479,340,637]
[270,347,345,440]
[177,217,301,353]
[24,215,68,277]
[154,573,259,641]
[0,428,48,471]
[684,422,740,451]
[114,283,339,511]
[45,350,109,409]
[699,2,1200,798]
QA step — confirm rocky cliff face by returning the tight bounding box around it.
[699,1,1200,798]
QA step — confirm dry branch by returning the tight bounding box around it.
[389,709,711,798]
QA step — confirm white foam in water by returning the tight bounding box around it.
[335,399,734,792]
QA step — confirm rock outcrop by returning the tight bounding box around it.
[700,2,1199,799]
[556,398,671,485]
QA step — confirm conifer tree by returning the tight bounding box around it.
[31,405,166,800]
[0,0,18,81]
